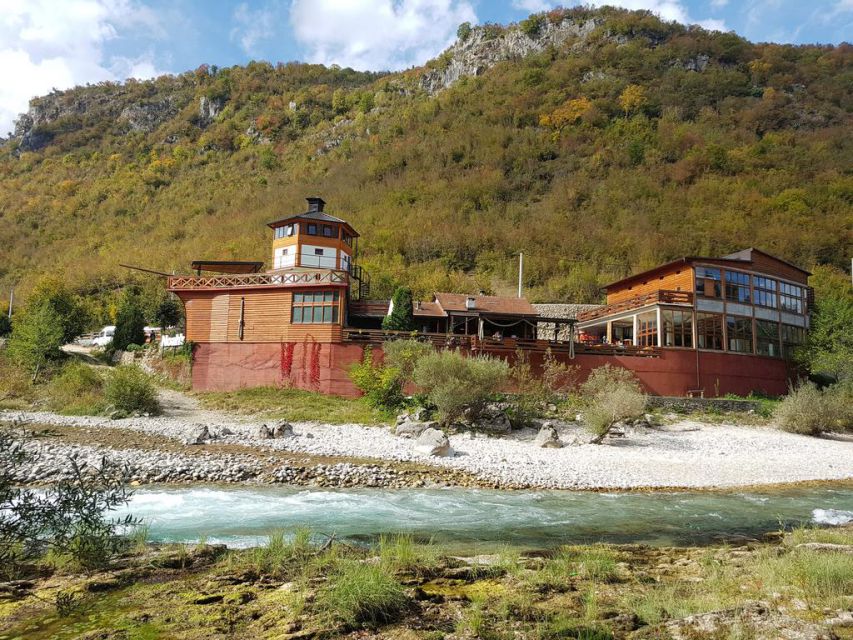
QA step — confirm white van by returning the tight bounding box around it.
[92,326,115,347]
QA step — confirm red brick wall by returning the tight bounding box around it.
[192,342,794,398]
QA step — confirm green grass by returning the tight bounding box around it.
[195,385,392,424]
[378,533,441,576]
[529,546,620,591]
[315,560,407,627]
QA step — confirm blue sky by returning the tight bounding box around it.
[1,0,851,134]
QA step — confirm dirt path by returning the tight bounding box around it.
[156,388,233,423]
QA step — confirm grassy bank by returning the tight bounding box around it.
[1,526,851,639]
[195,386,393,424]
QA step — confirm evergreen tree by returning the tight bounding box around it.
[382,287,416,331]
[154,296,183,329]
[113,293,146,351]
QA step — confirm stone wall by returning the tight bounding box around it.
[533,303,602,340]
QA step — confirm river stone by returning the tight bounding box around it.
[414,428,451,457]
[475,410,512,434]
[273,421,294,438]
[257,425,273,439]
[534,425,562,448]
[395,420,437,439]
[184,424,210,445]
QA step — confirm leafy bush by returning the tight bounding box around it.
[1,429,139,577]
[0,353,36,407]
[412,350,509,424]
[382,339,432,383]
[457,21,472,41]
[0,313,10,337]
[509,349,579,426]
[774,382,852,435]
[317,560,407,627]
[520,14,545,38]
[105,365,160,416]
[349,348,404,410]
[580,365,646,444]
[47,361,106,415]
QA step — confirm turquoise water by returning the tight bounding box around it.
[116,484,853,550]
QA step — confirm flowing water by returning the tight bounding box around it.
[117,484,853,550]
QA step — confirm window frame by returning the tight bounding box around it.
[724,270,751,304]
[662,309,693,348]
[779,282,804,314]
[753,276,777,309]
[291,290,340,325]
[636,313,658,348]
[695,266,722,299]
[306,223,318,236]
[726,315,754,354]
[696,312,724,351]
[755,319,780,358]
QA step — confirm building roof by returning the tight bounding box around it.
[603,248,810,291]
[266,197,359,236]
[191,260,264,274]
[413,301,446,317]
[433,292,539,316]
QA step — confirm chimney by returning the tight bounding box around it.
[465,296,476,310]
[306,197,325,212]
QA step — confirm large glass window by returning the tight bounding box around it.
[779,282,804,314]
[306,223,318,236]
[781,323,805,360]
[696,313,724,350]
[322,224,335,238]
[725,271,751,304]
[753,276,777,308]
[342,233,353,247]
[636,313,658,347]
[292,290,340,324]
[662,309,693,348]
[695,267,722,298]
[756,320,780,357]
[274,223,296,239]
[726,315,753,353]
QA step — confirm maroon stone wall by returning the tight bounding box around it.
[192,342,794,398]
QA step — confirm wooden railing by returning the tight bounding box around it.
[576,290,693,322]
[168,270,349,290]
[342,329,661,358]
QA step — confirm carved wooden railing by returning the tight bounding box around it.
[168,270,349,290]
[576,290,693,322]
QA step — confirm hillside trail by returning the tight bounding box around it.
[156,388,242,424]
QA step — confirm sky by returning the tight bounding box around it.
[0,0,851,135]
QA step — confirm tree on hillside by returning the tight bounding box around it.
[155,296,183,329]
[800,265,853,382]
[27,278,88,344]
[6,302,65,380]
[382,287,415,331]
[113,292,146,351]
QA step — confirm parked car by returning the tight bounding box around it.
[92,326,116,347]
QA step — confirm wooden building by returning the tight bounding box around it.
[169,200,808,398]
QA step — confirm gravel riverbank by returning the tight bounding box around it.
[3,409,853,490]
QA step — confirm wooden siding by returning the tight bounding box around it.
[607,266,694,304]
[178,287,343,344]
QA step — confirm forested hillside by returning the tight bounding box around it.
[1,6,850,316]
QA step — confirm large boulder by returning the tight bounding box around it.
[273,421,294,438]
[395,420,437,439]
[414,428,451,457]
[257,425,273,440]
[534,424,562,448]
[474,409,512,434]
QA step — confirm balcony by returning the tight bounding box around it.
[168,269,349,291]
[576,290,693,323]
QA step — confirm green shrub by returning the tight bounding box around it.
[317,560,407,627]
[412,350,509,424]
[382,339,432,383]
[0,353,36,407]
[774,382,852,435]
[457,21,472,41]
[580,365,646,444]
[520,14,545,38]
[105,365,160,415]
[349,348,404,410]
[47,361,106,415]
[509,349,579,426]
[0,314,10,337]
[113,292,146,352]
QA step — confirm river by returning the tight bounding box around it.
[115,484,853,551]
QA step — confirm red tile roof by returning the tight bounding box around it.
[413,301,446,317]
[433,293,538,316]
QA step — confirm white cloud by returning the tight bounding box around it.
[230,2,278,56]
[711,0,729,7]
[0,0,167,136]
[512,0,553,12]
[289,0,477,71]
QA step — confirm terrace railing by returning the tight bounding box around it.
[342,329,661,358]
[576,290,693,323]
[168,270,349,291]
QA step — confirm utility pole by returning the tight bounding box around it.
[517,252,524,298]
[7,288,13,319]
